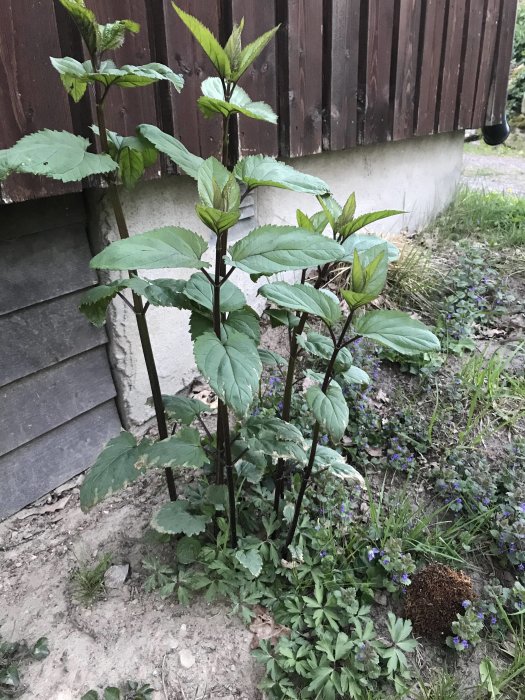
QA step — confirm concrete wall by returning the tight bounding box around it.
[88,131,464,428]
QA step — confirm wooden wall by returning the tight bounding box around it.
[0,0,518,204]
[0,194,121,519]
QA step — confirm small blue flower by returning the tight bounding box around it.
[401,573,409,583]
[320,550,327,558]
[462,600,471,609]
[453,636,460,645]
[477,612,484,620]
[277,401,284,411]
[462,640,469,650]
[381,557,390,566]
[490,615,497,625]
[367,547,380,562]
[320,435,329,445]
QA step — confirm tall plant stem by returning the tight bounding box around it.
[94,84,176,501]
[283,311,355,551]
[211,104,237,547]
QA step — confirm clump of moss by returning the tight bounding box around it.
[404,563,474,640]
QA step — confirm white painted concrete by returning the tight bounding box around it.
[88,131,463,428]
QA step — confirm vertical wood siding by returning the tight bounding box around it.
[0,0,518,201]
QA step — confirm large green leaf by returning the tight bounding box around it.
[259,282,342,326]
[51,58,183,100]
[79,432,148,511]
[1,130,117,182]
[134,428,207,470]
[341,234,400,263]
[232,25,280,81]
[196,205,240,234]
[339,365,370,386]
[90,227,209,271]
[157,395,212,424]
[98,19,140,52]
[172,4,231,78]
[306,382,349,442]
[93,129,157,188]
[297,332,334,361]
[240,416,307,464]
[258,348,287,367]
[225,226,343,278]
[194,331,262,416]
[137,125,203,179]
[234,155,329,195]
[313,445,365,484]
[152,500,212,536]
[340,209,404,238]
[58,0,98,54]
[353,310,441,355]
[183,272,246,312]
[198,78,277,123]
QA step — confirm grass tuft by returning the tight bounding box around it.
[71,553,111,606]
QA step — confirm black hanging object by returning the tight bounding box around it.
[482,117,510,146]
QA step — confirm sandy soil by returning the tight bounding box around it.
[0,472,262,700]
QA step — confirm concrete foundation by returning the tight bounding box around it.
[88,131,464,428]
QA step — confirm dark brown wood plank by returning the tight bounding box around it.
[0,290,107,387]
[486,0,518,124]
[0,0,79,203]
[0,400,121,520]
[392,0,422,141]
[1,347,117,456]
[415,0,447,136]
[0,193,85,240]
[457,0,485,129]
[88,0,159,137]
[287,0,324,157]
[164,0,223,160]
[233,0,279,157]
[0,223,97,315]
[438,0,468,132]
[472,0,502,127]
[363,0,395,144]
[327,0,361,150]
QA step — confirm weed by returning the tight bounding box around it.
[414,671,461,700]
[71,553,111,606]
[0,635,49,698]
[81,680,154,700]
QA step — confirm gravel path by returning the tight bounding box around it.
[462,147,525,197]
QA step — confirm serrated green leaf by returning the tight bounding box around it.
[1,130,117,182]
[141,278,190,307]
[342,243,388,309]
[194,331,262,416]
[241,416,307,464]
[79,432,148,511]
[258,348,287,366]
[134,428,207,470]
[234,155,329,195]
[172,4,231,78]
[152,500,211,536]
[198,78,277,123]
[341,233,400,263]
[353,310,440,355]
[313,445,364,484]
[317,195,342,231]
[80,692,99,700]
[98,19,140,53]
[340,365,370,386]
[235,549,263,577]
[118,146,145,188]
[155,395,212,424]
[183,272,246,313]
[266,309,300,329]
[224,19,244,73]
[307,666,333,694]
[176,536,202,565]
[58,0,98,54]
[189,309,213,340]
[306,382,349,441]
[206,484,228,510]
[224,306,261,344]
[226,226,343,278]
[233,25,280,81]
[340,208,403,238]
[259,282,342,326]
[197,156,240,211]
[93,60,184,91]
[90,226,209,271]
[296,209,315,230]
[0,665,20,688]
[297,332,334,360]
[137,124,203,178]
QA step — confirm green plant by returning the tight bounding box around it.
[71,552,111,605]
[414,671,461,700]
[0,635,49,699]
[0,2,441,556]
[81,681,154,700]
